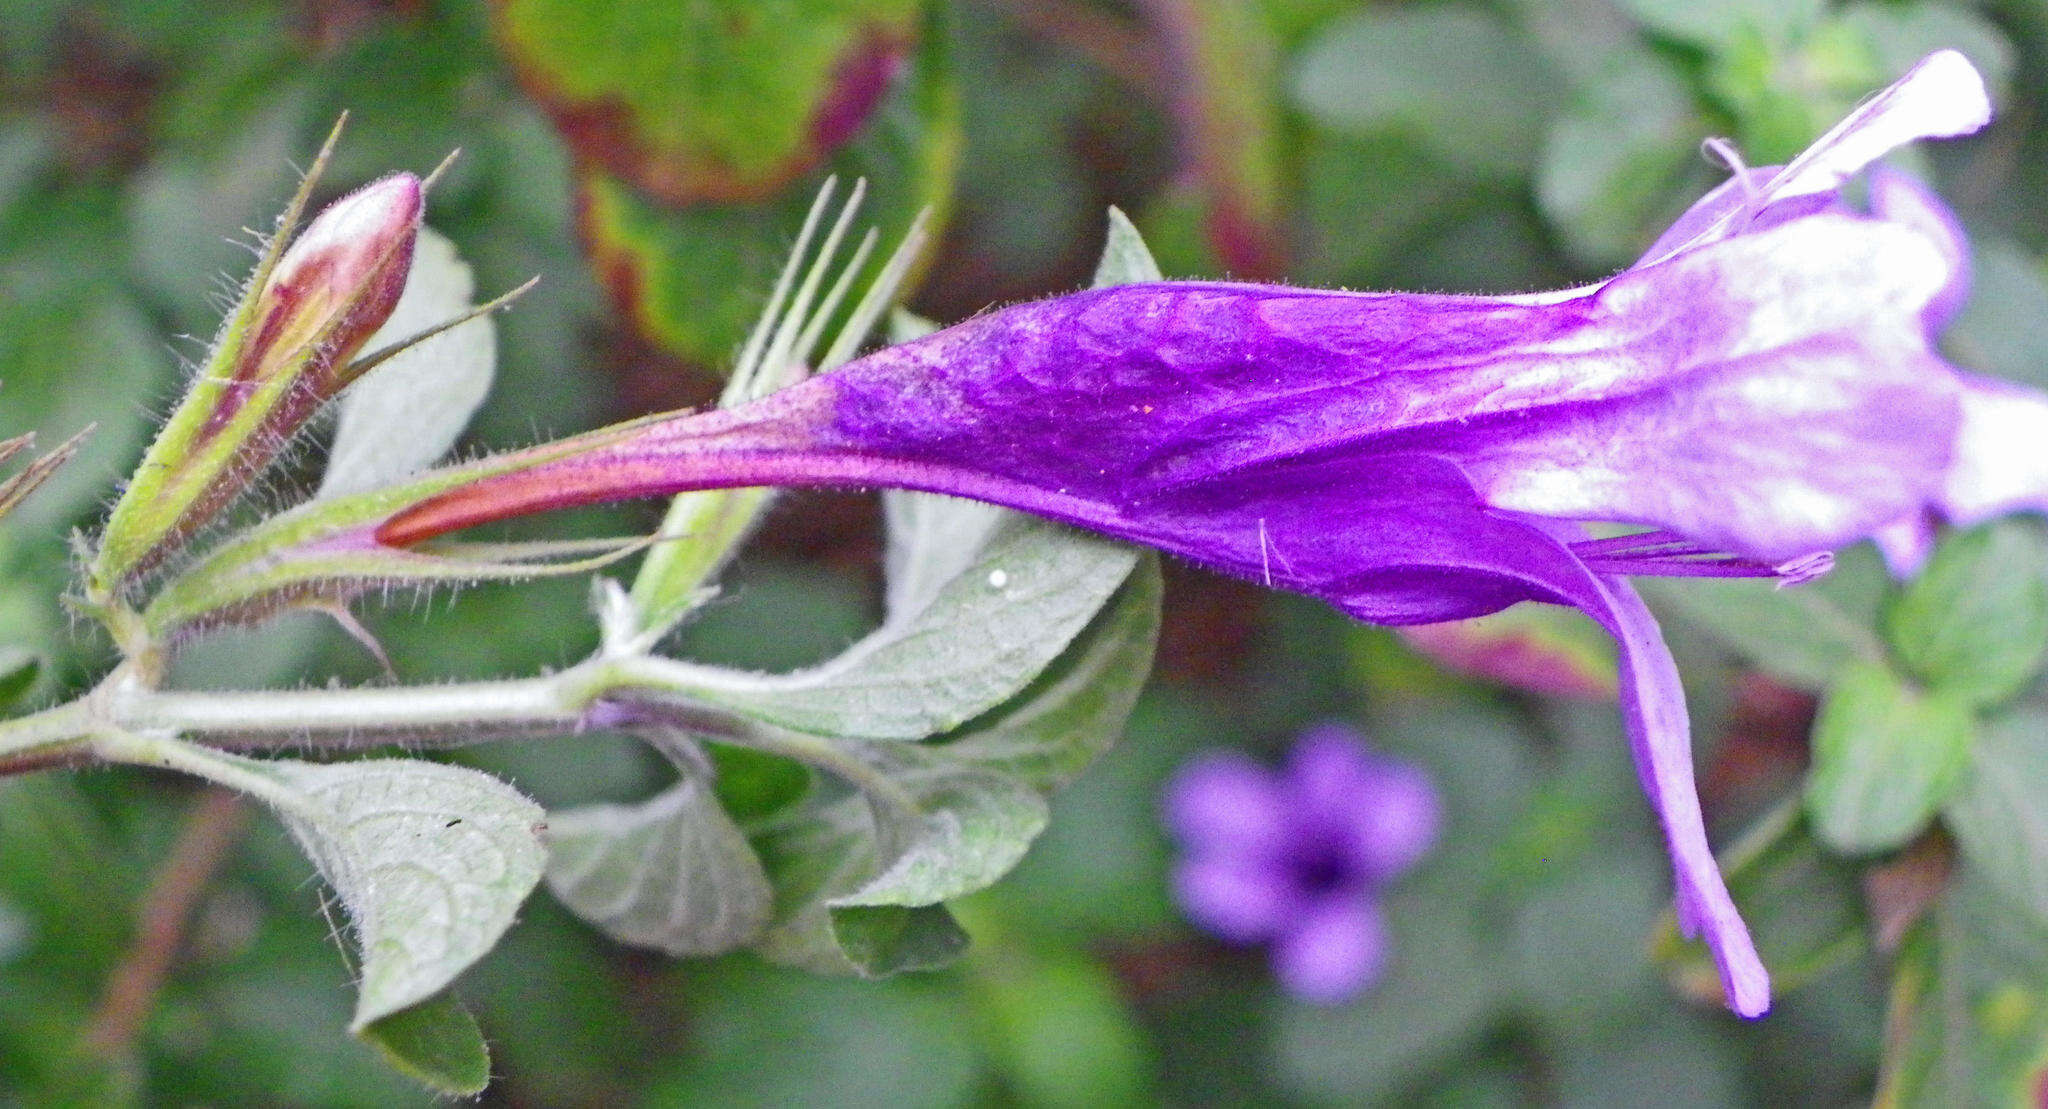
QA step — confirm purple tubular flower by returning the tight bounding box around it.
[1165,724,1439,1003]
[366,51,2035,1018]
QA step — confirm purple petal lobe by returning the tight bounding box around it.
[1868,167,1972,330]
[1164,752,1291,859]
[1284,724,1379,821]
[1767,50,1989,206]
[1463,214,1963,561]
[1644,50,1990,264]
[1594,577,1771,1018]
[1345,759,1442,880]
[1938,377,2048,527]
[1173,855,1300,944]
[1273,894,1388,1005]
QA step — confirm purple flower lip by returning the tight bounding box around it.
[237,49,2038,1020]
[1164,724,1440,1004]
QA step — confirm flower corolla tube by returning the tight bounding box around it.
[295,50,2045,1019]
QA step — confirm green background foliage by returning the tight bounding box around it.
[3,0,2048,1104]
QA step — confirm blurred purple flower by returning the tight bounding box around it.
[1163,724,1440,1004]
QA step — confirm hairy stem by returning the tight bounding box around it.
[0,654,922,804]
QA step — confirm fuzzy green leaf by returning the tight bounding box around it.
[544,773,773,956]
[261,758,546,1029]
[745,564,1157,974]
[679,509,1140,741]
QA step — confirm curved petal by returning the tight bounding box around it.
[1591,576,1770,1018]
[1343,757,1442,881]
[1461,214,1964,561]
[1868,167,1972,331]
[1643,50,1990,265]
[1272,893,1388,1004]
[1164,751,1291,859]
[1766,50,1989,207]
[1174,854,1301,944]
[1938,376,2048,526]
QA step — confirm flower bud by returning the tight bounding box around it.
[92,170,421,596]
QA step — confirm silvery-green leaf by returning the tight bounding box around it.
[743,566,1157,972]
[680,515,1139,740]
[882,492,1006,620]
[258,757,545,1029]
[1093,207,1164,286]
[941,554,1161,791]
[745,746,1045,976]
[356,992,491,1097]
[747,780,992,977]
[544,774,772,956]
[834,744,1050,910]
[321,227,495,498]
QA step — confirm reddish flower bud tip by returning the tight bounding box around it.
[258,174,423,373]
[272,173,423,290]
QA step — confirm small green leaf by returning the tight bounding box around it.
[1877,872,2048,1106]
[260,758,547,1029]
[743,562,1156,974]
[1805,661,1976,854]
[356,992,491,1098]
[834,745,1050,909]
[1883,521,2048,708]
[1639,541,1889,690]
[89,738,547,1038]
[543,774,773,956]
[748,746,1048,976]
[939,555,1162,791]
[1942,711,2048,923]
